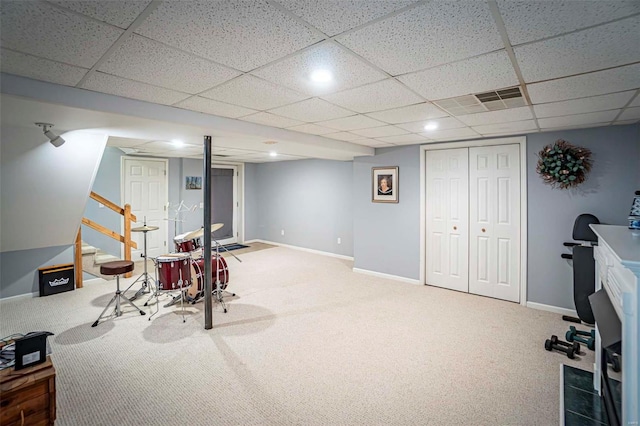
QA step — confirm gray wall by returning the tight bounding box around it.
[82,147,123,256]
[249,159,353,257]
[176,158,205,236]
[244,163,259,240]
[527,124,640,309]
[353,145,421,278]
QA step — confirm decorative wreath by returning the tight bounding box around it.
[536,139,592,189]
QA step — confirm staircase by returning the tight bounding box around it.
[81,241,121,280]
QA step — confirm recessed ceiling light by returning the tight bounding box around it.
[423,122,439,131]
[269,151,278,157]
[171,139,184,147]
[310,69,332,83]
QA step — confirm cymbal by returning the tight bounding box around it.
[183,223,224,240]
[132,225,159,232]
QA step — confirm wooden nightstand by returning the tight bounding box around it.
[0,357,56,425]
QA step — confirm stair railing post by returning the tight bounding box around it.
[75,227,83,289]
[124,204,133,278]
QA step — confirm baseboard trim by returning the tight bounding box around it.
[352,268,421,285]
[0,291,39,301]
[526,301,578,317]
[248,239,354,261]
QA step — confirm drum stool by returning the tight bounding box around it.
[92,260,146,327]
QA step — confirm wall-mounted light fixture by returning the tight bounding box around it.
[35,122,65,147]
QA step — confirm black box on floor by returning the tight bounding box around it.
[38,263,75,296]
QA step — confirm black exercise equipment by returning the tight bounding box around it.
[544,338,576,359]
[561,213,600,325]
[566,325,595,350]
[550,334,580,354]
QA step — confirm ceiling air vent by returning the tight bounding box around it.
[433,87,526,116]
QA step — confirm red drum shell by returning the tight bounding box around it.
[175,239,200,253]
[186,255,229,299]
[156,255,191,291]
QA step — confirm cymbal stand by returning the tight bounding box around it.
[211,238,241,313]
[125,220,155,301]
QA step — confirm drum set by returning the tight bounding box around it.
[127,221,240,322]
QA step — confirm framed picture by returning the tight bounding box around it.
[185,176,202,190]
[372,166,398,203]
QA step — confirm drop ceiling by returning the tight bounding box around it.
[1,0,639,161]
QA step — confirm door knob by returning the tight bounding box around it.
[453,226,457,230]
[481,228,486,233]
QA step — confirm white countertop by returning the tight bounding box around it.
[591,224,640,267]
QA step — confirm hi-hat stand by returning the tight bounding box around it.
[125,219,159,301]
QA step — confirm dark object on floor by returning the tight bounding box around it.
[38,263,75,296]
[551,334,580,354]
[566,326,595,350]
[561,213,599,325]
[14,331,54,370]
[92,260,145,327]
[545,337,576,359]
[562,365,618,426]
[222,243,249,251]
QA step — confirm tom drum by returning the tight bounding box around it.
[173,232,201,254]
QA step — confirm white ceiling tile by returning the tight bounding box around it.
[527,63,640,104]
[107,137,151,148]
[351,125,408,138]
[618,107,640,121]
[268,98,353,122]
[0,1,123,68]
[419,127,480,141]
[324,132,362,141]
[174,96,257,118]
[239,112,305,128]
[99,34,241,94]
[0,48,88,86]
[336,1,503,75]
[629,94,640,107]
[82,72,191,105]
[350,138,394,148]
[398,117,466,133]
[457,107,533,127]
[317,115,386,131]
[201,75,309,110]
[376,134,427,144]
[286,123,337,135]
[538,110,620,129]
[139,141,182,151]
[49,0,151,29]
[471,119,538,135]
[252,42,386,96]
[497,0,640,45]
[533,92,636,118]
[322,79,423,113]
[614,120,640,126]
[275,0,416,36]
[398,51,519,101]
[515,17,640,83]
[366,102,449,124]
[135,0,322,72]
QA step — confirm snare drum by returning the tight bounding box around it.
[173,232,201,254]
[156,254,192,291]
[186,255,229,300]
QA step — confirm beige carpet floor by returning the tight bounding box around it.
[0,247,593,425]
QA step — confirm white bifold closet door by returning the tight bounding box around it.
[468,145,520,302]
[426,144,520,303]
[426,148,469,293]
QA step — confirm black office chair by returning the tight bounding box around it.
[561,213,600,325]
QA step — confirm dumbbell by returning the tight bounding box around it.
[565,326,595,350]
[550,335,580,354]
[545,338,576,359]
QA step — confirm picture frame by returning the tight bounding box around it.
[185,176,202,190]
[372,166,399,203]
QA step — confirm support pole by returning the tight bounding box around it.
[204,136,213,330]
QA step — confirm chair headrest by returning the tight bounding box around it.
[573,214,600,242]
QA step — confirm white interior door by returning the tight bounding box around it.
[426,148,469,293]
[469,145,520,302]
[123,158,168,259]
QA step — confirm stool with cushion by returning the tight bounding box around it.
[92,260,146,327]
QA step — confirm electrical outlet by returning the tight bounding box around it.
[337,237,341,244]
[281,229,285,236]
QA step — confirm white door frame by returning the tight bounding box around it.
[120,156,169,258]
[210,163,239,245]
[420,136,528,306]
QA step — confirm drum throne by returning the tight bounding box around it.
[92,260,146,327]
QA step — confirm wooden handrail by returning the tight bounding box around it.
[78,192,139,282]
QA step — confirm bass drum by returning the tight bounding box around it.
[186,255,229,301]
